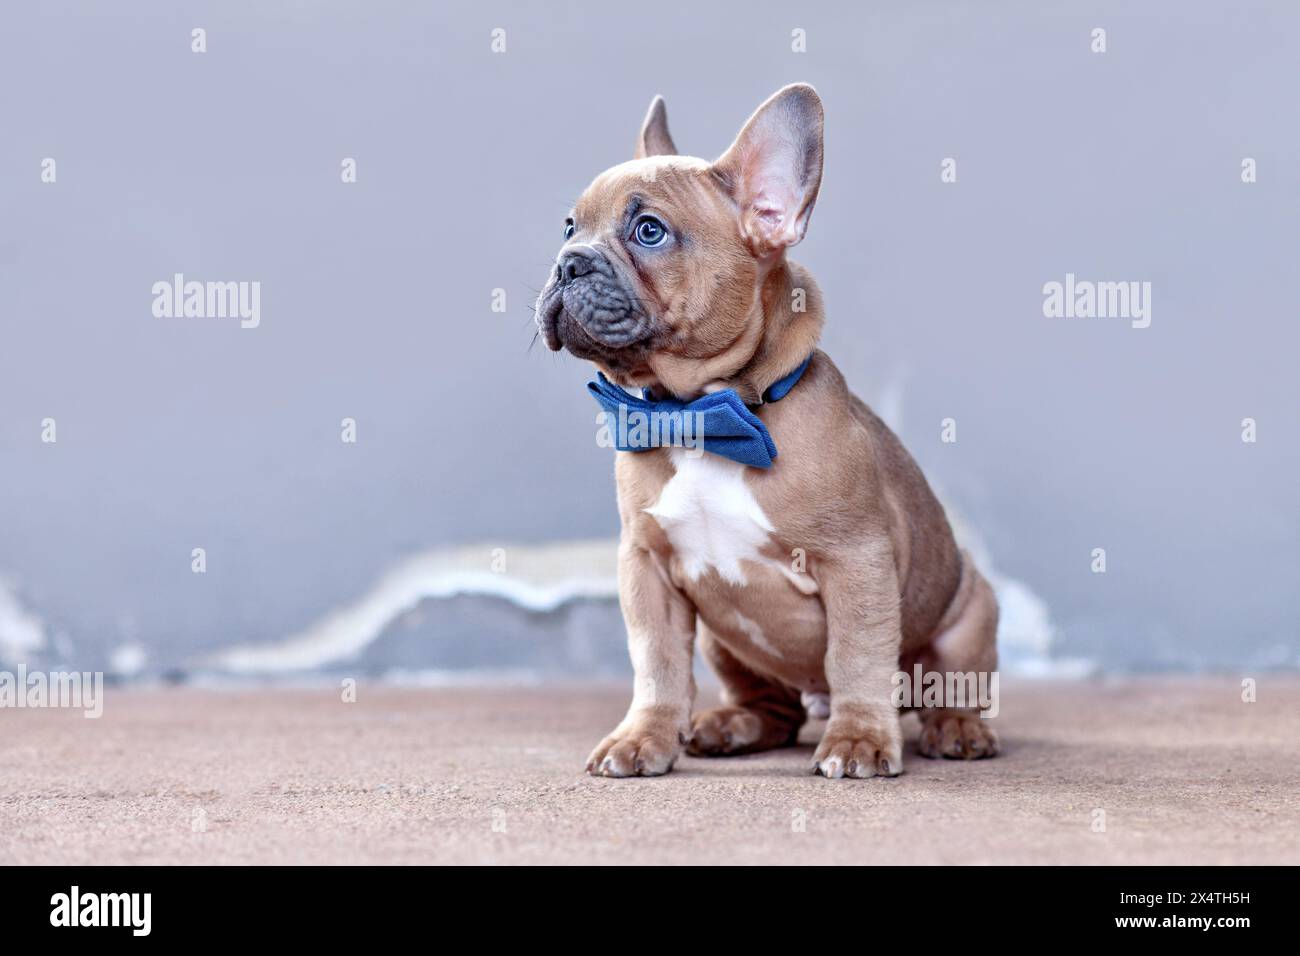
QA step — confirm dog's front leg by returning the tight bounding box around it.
[813,541,905,779]
[585,543,696,777]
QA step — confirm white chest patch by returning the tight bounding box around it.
[645,450,774,586]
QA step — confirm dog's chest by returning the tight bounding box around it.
[644,451,818,598]
[642,450,826,683]
[645,451,773,585]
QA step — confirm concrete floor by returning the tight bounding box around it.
[1,678,1297,865]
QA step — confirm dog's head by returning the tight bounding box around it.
[536,84,824,398]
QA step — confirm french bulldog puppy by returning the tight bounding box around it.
[536,84,998,779]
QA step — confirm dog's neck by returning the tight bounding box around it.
[640,259,824,404]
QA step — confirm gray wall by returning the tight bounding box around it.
[1,0,1296,674]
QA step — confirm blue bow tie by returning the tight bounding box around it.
[586,355,812,469]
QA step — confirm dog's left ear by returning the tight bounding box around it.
[712,84,824,256]
[635,95,677,159]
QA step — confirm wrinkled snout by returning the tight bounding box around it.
[536,244,651,356]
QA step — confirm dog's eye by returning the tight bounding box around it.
[633,216,668,248]
[563,218,575,240]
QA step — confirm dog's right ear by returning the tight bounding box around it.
[634,95,677,159]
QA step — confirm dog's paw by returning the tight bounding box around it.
[812,713,903,779]
[687,705,802,756]
[917,710,999,760]
[687,706,766,756]
[585,718,683,778]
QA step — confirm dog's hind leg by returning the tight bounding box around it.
[912,552,1000,759]
[688,625,806,756]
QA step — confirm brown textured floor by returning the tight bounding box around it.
[1,678,1297,865]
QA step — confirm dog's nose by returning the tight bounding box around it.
[561,248,597,282]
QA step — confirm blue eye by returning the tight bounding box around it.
[564,219,575,240]
[633,216,668,247]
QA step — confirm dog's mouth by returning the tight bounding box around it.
[536,268,653,365]
[536,285,566,352]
